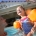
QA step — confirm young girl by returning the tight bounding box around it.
[16,6,36,36]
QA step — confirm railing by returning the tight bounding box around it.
[0,0,36,10]
[0,0,36,3]
[0,3,22,10]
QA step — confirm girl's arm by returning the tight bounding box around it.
[30,22,36,34]
[27,22,36,36]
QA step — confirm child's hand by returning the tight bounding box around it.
[30,28,35,34]
[27,32,31,36]
[27,31,34,36]
[27,29,35,36]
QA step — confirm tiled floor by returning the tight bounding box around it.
[4,27,36,36]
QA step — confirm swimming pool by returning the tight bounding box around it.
[4,26,36,36]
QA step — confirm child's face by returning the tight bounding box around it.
[16,7,25,16]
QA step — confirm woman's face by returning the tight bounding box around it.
[16,7,25,16]
[0,17,7,27]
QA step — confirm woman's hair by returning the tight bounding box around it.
[17,5,27,16]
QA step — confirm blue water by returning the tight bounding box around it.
[4,27,18,36]
[4,27,36,36]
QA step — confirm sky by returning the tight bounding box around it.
[0,0,26,2]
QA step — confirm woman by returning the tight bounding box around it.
[0,16,7,36]
[16,6,36,36]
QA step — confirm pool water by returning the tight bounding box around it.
[4,27,36,36]
[4,27,18,36]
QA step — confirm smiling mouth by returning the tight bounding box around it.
[19,11,21,13]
